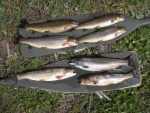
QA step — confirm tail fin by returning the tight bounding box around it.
[18,19,28,28]
[13,34,22,45]
[13,34,25,45]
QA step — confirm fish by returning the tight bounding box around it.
[69,58,129,71]
[79,73,133,86]
[78,27,126,43]
[75,14,124,30]
[17,68,76,81]
[25,19,78,33]
[19,35,78,49]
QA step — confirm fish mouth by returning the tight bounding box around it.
[69,59,77,66]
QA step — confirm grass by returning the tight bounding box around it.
[0,0,150,113]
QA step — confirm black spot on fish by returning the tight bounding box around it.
[41,47,48,49]
[28,45,33,49]
[32,30,36,34]
[82,65,89,68]
[45,31,50,33]
[82,29,87,32]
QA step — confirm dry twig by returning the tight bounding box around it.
[87,92,93,113]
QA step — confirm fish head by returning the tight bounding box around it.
[69,58,83,66]
[115,14,125,21]
[80,77,93,85]
[63,68,76,78]
[67,37,78,46]
[65,20,78,29]
[116,27,126,37]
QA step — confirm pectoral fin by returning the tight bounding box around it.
[64,25,69,29]
[62,42,68,46]
[68,42,76,47]
[41,47,48,49]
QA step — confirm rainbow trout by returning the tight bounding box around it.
[69,58,129,71]
[79,73,133,86]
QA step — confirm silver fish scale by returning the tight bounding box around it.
[81,58,128,64]
[79,27,117,42]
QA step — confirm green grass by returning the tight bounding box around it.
[0,0,150,113]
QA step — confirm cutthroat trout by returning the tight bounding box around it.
[17,68,76,81]
[69,58,129,71]
[79,73,133,86]
[78,27,126,43]
[19,35,78,49]
[76,14,124,30]
[25,19,78,33]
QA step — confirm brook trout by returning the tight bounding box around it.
[20,35,78,49]
[25,19,78,33]
[78,27,126,43]
[17,68,76,81]
[76,14,124,30]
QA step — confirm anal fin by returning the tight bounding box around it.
[56,75,63,79]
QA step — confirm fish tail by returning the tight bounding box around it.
[11,74,18,84]
[18,19,28,28]
[13,34,21,45]
[16,74,24,80]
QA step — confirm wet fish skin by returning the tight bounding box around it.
[19,35,78,49]
[25,19,78,33]
[80,73,133,86]
[76,14,124,30]
[17,68,76,81]
[69,58,129,71]
[78,27,126,43]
